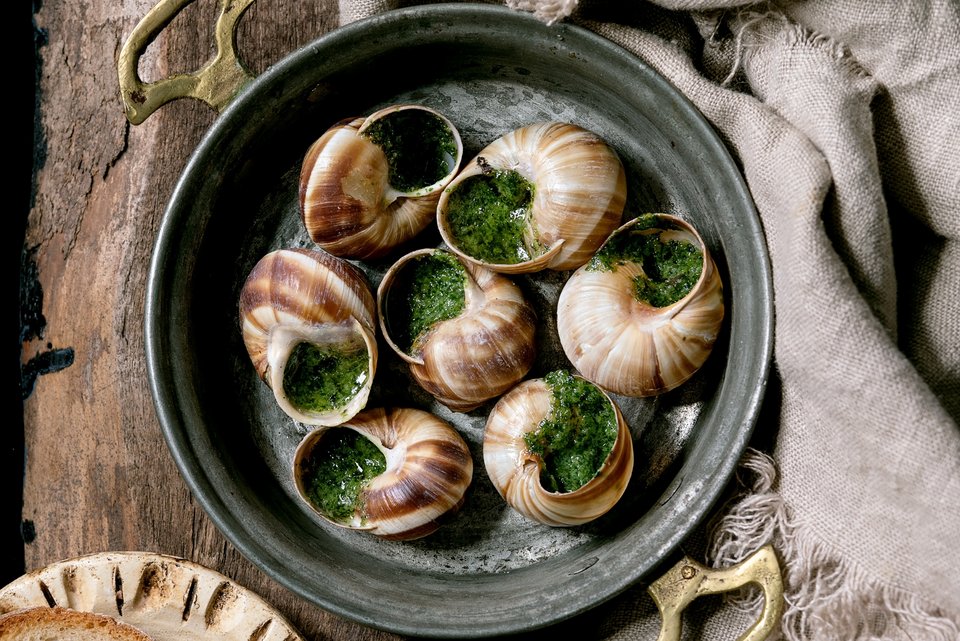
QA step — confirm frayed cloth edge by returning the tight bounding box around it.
[505,0,578,25]
[720,9,872,87]
[707,449,960,641]
[780,19,872,80]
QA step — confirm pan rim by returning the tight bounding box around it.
[144,4,774,637]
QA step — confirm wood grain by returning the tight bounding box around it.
[22,1,401,639]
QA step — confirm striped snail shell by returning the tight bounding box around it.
[239,247,377,426]
[300,104,463,260]
[437,121,626,273]
[377,248,537,412]
[293,407,474,540]
[557,214,724,397]
[482,372,634,527]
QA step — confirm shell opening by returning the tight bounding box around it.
[359,107,461,197]
[294,427,386,527]
[440,167,546,266]
[281,341,369,414]
[378,250,468,358]
[267,320,376,425]
[588,215,704,309]
[523,371,619,494]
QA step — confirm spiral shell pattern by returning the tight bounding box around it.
[293,408,474,540]
[300,105,463,260]
[377,248,537,412]
[239,247,377,425]
[482,378,634,526]
[557,214,724,397]
[437,121,626,273]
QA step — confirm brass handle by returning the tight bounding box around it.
[648,544,784,641]
[118,0,256,125]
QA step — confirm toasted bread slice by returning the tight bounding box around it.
[0,606,156,640]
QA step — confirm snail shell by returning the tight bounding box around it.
[482,374,634,526]
[437,122,626,273]
[300,104,463,260]
[377,248,537,412]
[239,247,377,426]
[557,214,724,397]
[293,407,474,540]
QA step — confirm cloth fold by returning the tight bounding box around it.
[341,1,960,638]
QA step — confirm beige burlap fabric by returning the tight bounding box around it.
[341,1,960,638]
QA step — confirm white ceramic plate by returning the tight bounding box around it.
[0,552,303,641]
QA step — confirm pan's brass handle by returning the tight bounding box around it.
[118,0,256,125]
[648,544,784,641]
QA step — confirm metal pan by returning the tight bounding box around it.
[131,1,774,637]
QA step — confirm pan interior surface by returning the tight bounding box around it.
[146,5,772,638]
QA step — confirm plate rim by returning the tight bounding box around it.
[0,551,305,640]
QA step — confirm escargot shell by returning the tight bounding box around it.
[377,248,537,412]
[557,214,724,397]
[239,247,377,426]
[437,121,626,273]
[482,373,634,526]
[293,407,474,540]
[300,104,463,260]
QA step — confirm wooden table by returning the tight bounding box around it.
[17,1,409,638]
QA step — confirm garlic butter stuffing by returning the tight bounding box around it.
[590,214,704,308]
[298,426,386,523]
[523,371,619,494]
[442,166,539,265]
[282,343,369,415]
[383,250,467,355]
[483,371,634,527]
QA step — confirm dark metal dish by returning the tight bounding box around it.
[144,4,773,637]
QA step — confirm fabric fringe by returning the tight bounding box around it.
[707,449,960,640]
[719,9,781,86]
[717,7,872,86]
[780,19,872,79]
[505,0,578,25]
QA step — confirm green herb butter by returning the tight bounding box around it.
[388,252,467,354]
[301,428,387,522]
[444,167,542,265]
[588,215,703,307]
[282,342,369,413]
[362,109,457,193]
[523,370,618,493]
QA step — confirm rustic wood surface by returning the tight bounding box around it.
[20,1,409,639]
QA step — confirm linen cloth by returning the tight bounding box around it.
[340,1,960,639]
